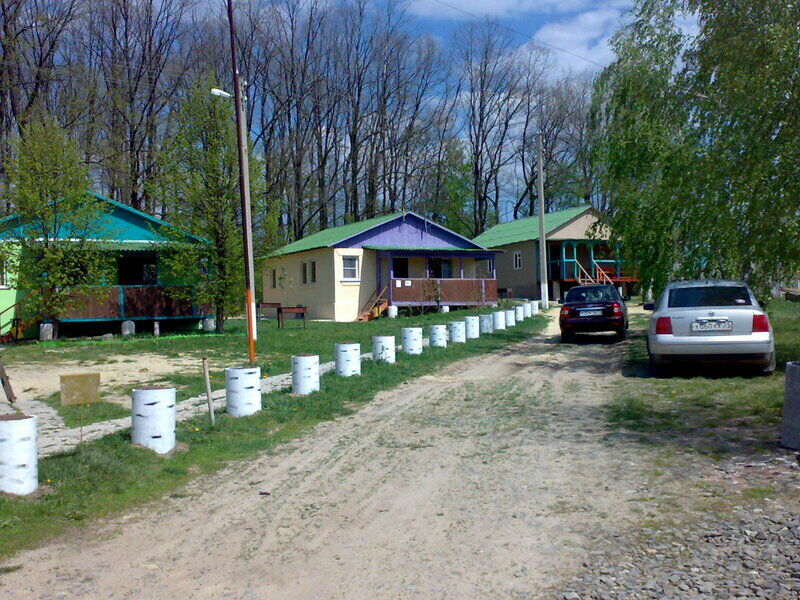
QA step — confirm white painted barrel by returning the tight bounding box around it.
[335,343,361,377]
[387,305,398,319]
[505,309,516,327]
[523,301,533,318]
[464,316,480,339]
[131,387,176,454]
[226,366,262,417]
[479,313,494,334]
[0,414,38,496]
[531,300,540,315]
[429,324,447,348]
[202,317,215,332]
[121,320,135,336]
[292,355,320,395]
[372,336,396,364]
[448,321,466,343]
[402,327,423,355]
[439,306,450,313]
[492,311,506,330]
[515,305,525,322]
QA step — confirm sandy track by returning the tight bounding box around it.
[1,324,683,599]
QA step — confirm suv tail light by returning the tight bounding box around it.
[612,302,623,316]
[655,317,673,335]
[560,306,571,317]
[752,313,770,333]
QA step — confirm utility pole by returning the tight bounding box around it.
[226,0,257,366]
[537,131,549,310]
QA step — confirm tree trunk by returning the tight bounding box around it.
[215,304,225,334]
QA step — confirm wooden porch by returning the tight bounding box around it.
[61,285,210,321]
[390,278,498,306]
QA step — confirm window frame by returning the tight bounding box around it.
[301,262,308,284]
[513,251,522,270]
[341,255,360,281]
[310,260,317,283]
[270,268,277,289]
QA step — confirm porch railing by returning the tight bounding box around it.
[390,278,497,305]
[61,285,209,321]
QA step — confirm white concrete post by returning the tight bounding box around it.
[372,336,396,364]
[226,367,262,416]
[38,323,53,342]
[429,324,447,347]
[387,306,398,319]
[523,302,533,319]
[479,314,494,334]
[492,311,506,330]
[131,387,176,454]
[153,321,160,337]
[464,316,480,339]
[121,320,135,336]
[505,309,516,327]
[531,300,540,315]
[202,317,216,333]
[448,321,466,343]
[439,306,450,313]
[401,327,423,355]
[0,414,38,496]
[292,355,320,395]
[514,305,525,322]
[335,343,361,377]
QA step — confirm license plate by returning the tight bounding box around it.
[580,310,602,317]
[691,320,733,332]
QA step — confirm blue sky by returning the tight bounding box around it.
[404,0,635,73]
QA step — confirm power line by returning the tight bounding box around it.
[425,0,606,69]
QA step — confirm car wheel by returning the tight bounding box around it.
[560,331,572,344]
[615,327,627,342]
[760,352,777,376]
[648,351,664,377]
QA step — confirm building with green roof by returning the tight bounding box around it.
[0,192,212,340]
[262,212,500,321]
[473,205,637,301]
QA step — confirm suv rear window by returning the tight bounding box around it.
[566,286,617,303]
[668,286,751,308]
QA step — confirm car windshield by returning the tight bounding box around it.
[668,286,751,308]
[566,287,617,303]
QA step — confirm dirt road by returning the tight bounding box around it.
[1,320,712,599]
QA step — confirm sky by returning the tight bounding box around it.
[404,0,635,73]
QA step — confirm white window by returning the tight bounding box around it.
[342,256,359,280]
[513,251,522,270]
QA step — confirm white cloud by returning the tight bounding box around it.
[532,6,631,72]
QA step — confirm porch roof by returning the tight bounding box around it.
[365,245,499,254]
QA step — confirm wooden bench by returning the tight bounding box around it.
[277,305,308,329]
[257,302,282,319]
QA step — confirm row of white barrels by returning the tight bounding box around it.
[0,300,540,495]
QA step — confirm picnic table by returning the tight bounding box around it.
[277,305,307,329]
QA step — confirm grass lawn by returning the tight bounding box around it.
[38,393,129,428]
[606,299,799,455]
[0,312,547,558]
[2,306,520,406]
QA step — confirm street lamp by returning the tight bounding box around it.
[210,88,232,99]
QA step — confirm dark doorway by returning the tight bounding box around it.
[118,254,158,285]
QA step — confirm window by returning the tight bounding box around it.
[342,256,359,280]
[117,255,158,285]
[668,286,751,308]
[513,251,522,270]
[270,269,277,289]
[428,258,452,279]
[393,257,409,278]
[301,262,308,284]
[310,261,316,283]
[566,286,618,303]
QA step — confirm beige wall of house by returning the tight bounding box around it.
[548,211,604,240]
[262,247,382,322]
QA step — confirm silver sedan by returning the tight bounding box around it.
[645,280,776,374]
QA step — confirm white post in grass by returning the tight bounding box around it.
[131,387,176,454]
[464,316,480,339]
[479,314,494,334]
[0,414,38,496]
[372,336,396,363]
[523,301,532,319]
[335,343,361,377]
[225,366,262,417]
[429,324,447,347]
[492,311,506,330]
[401,327,423,355]
[448,321,466,343]
[505,309,516,327]
[292,355,320,395]
[514,305,524,322]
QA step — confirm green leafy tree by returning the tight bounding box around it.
[153,76,274,333]
[2,118,112,338]
[592,0,800,300]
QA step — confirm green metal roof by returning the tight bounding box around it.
[268,212,403,257]
[0,192,205,245]
[472,205,591,248]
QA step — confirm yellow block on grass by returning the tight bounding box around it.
[60,373,101,406]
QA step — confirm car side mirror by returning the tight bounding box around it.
[643,303,655,311]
